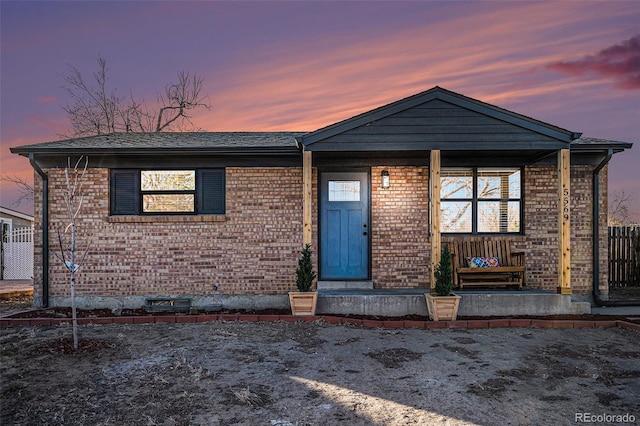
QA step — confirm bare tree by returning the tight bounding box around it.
[52,156,90,350]
[62,57,121,136]
[61,56,210,137]
[155,71,208,132]
[609,190,633,226]
[0,174,34,207]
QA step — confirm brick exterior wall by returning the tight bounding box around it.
[523,165,560,290]
[371,166,429,288]
[523,164,608,294]
[31,162,607,303]
[597,166,609,296]
[33,174,43,301]
[34,167,305,300]
[570,165,608,295]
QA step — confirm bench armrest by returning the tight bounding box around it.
[510,251,525,267]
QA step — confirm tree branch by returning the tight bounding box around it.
[0,174,34,207]
[61,57,210,136]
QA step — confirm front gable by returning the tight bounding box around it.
[298,87,579,152]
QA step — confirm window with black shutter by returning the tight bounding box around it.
[110,169,225,215]
[198,169,225,214]
[111,170,140,215]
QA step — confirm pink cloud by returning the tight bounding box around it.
[192,2,637,132]
[37,96,57,103]
[27,115,56,128]
[547,34,640,89]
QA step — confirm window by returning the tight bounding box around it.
[141,170,196,213]
[1,220,11,240]
[110,169,225,215]
[440,168,521,234]
[328,181,360,202]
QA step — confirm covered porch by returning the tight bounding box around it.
[297,88,583,300]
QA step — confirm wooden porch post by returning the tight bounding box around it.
[303,150,312,245]
[430,150,441,290]
[557,149,571,294]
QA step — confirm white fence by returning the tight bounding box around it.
[1,227,33,279]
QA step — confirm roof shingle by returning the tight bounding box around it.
[11,132,305,154]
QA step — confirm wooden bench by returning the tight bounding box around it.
[447,239,526,290]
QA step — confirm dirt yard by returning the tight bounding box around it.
[0,294,34,317]
[1,320,639,426]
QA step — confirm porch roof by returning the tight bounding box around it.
[570,137,632,154]
[296,86,582,153]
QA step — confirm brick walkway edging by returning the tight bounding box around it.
[1,313,639,332]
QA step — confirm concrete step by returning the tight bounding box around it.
[316,289,591,317]
[317,281,374,290]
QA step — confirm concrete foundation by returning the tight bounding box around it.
[317,289,591,317]
[38,289,592,317]
[457,290,591,316]
[317,289,429,316]
[40,294,290,312]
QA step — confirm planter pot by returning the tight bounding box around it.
[289,292,318,316]
[425,293,461,321]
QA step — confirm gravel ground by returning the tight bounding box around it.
[1,319,639,425]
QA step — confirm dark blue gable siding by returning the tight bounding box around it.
[317,99,561,150]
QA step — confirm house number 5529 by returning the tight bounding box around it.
[563,188,570,220]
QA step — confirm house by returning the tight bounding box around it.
[10,87,633,314]
[1,207,34,280]
[0,206,34,232]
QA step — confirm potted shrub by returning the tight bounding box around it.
[289,243,318,315]
[425,245,461,321]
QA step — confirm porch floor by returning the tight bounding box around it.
[317,288,591,317]
[318,288,553,296]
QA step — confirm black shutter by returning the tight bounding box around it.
[198,169,225,214]
[110,170,140,215]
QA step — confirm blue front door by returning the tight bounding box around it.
[320,172,369,279]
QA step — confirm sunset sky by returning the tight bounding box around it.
[1,1,639,220]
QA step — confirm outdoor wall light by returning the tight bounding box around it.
[381,170,390,189]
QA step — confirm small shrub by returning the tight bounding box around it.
[296,243,317,292]
[433,245,453,296]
